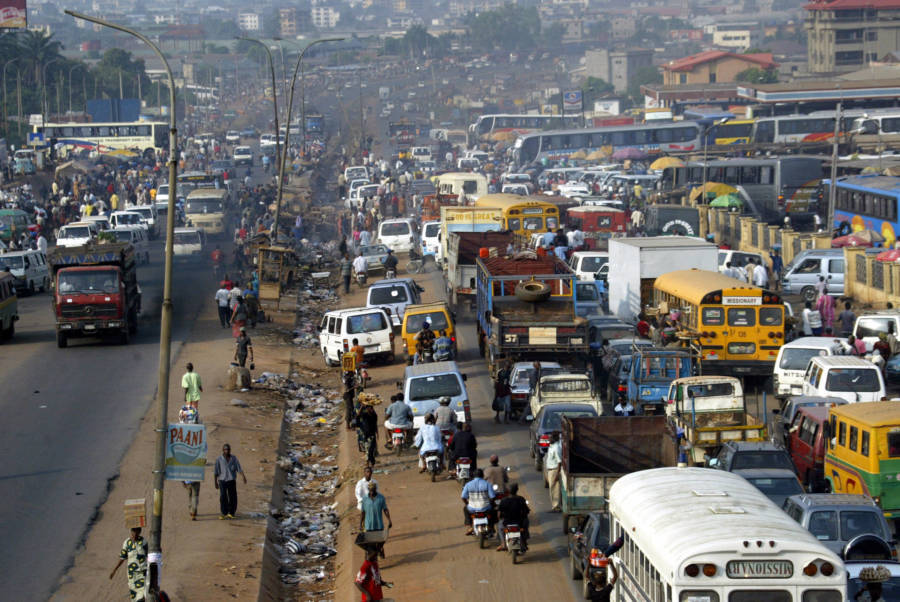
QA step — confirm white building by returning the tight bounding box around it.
[311,6,340,29]
[237,12,260,32]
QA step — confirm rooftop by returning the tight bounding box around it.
[805,0,900,10]
[664,51,777,73]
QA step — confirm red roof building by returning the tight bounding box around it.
[663,51,778,86]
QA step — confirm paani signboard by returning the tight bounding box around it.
[165,423,207,481]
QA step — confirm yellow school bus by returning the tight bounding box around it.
[474,193,559,239]
[825,401,900,525]
[653,269,784,376]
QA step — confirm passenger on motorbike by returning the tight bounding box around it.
[382,249,398,274]
[497,482,530,552]
[461,468,496,536]
[433,330,453,361]
[415,320,435,353]
[383,393,413,449]
[414,413,443,472]
[449,421,477,473]
[434,396,457,434]
[484,454,508,495]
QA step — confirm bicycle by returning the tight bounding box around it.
[405,258,424,274]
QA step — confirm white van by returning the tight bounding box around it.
[367,278,423,329]
[110,211,148,232]
[852,312,900,352]
[457,157,481,170]
[411,146,432,163]
[233,146,253,166]
[403,361,470,430]
[774,337,847,398]
[801,356,885,403]
[567,251,609,281]
[56,221,99,248]
[319,307,394,366]
[377,218,418,253]
[125,205,159,238]
[111,226,150,264]
[0,249,49,294]
[344,165,369,183]
[82,215,111,231]
[420,220,441,261]
[172,227,206,259]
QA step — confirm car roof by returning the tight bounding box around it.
[786,493,879,508]
[540,373,589,382]
[793,405,832,421]
[723,441,786,451]
[371,278,416,287]
[513,361,561,370]
[325,306,390,317]
[572,251,609,257]
[779,337,848,351]
[810,356,878,368]
[732,468,800,479]
[404,360,461,378]
[538,403,597,416]
[174,227,201,233]
[829,400,900,426]
[405,302,450,313]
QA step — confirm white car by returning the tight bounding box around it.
[173,227,205,259]
[111,226,150,264]
[377,218,418,253]
[124,205,159,239]
[56,222,99,248]
[233,146,253,166]
[225,130,240,144]
[110,211,148,233]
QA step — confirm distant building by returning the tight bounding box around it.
[662,50,778,85]
[805,0,900,74]
[280,8,298,37]
[610,16,637,40]
[237,12,260,32]
[311,6,340,29]
[585,48,654,94]
[705,22,761,50]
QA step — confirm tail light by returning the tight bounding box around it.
[617,385,626,392]
[506,525,520,533]
[451,336,456,343]
[589,549,607,568]
[539,434,551,448]
[777,194,785,208]
[342,339,349,351]
[390,332,395,343]
[393,428,403,433]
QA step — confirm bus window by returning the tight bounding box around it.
[849,426,858,451]
[861,431,869,456]
[839,421,847,446]
[724,167,740,184]
[756,121,775,143]
[546,216,559,230]
[523,217,543,230]
[702,307,724,325]
[759,307,783,326]
[507,218,521,232]
[728,308,756,326]
[741,166,759,183]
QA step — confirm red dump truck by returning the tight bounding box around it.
[49,242,141,348]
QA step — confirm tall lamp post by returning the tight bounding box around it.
[68,63,85,114]
[701,117,729,205]
[274,37,343,241]
[41,57,61,125]
[237,37,281,194]
[65,10,179,588]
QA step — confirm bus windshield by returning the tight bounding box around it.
[185,200,224,214]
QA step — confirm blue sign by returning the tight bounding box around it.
[165,423,207,481]
[27,133,45,146]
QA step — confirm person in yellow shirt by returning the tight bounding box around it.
[150,188,157,201]
[110,193,119,211]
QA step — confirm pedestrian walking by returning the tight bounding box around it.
[234,327,254,368]
[360,481,392,556]
[109,527,148,601]
[545,432,562,512]
[769,248,784,290]
[215,285,230,328]
[357,402,379,466]
[340,253,352,295]
[179,403,201,520]
[214,443,246,519]
[181,362,203,409]
[838,301,857,337]
[230,296,248,338]
[355,465,378,511]
[355,548,393,602]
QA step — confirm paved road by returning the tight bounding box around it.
[0,240,218,600]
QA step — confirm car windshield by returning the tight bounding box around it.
[113,231,134,242]
[116,213,142,225]
[780,348,829,371]
[513,366,563,384]
[731,451,795,471]
[347,312,388,334]
[542,408,597,430]
[576,284,599,301]
[0,255,24,269]
[594,326,634,342]
[174,232,201,245]
[185,200,223,214]
[825,368,881,392]
[408,374,462,401]
[841,510,887,541]
[580,257,608,272]
[61,227,91,238]
[856,317,892,338]
[424,223,440,237]
[745,477,803,498]
[849,576,900,600]
[58,271,118,294]
[406,311,449,333]
[370,286,408,304]
[635,357,686,380]
[381,222,410,236]
[687,382,734,398]
[361,245,388,257]
[541,378,590,393]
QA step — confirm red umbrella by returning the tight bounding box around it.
[832,232,882,248]
[877,249,900,261]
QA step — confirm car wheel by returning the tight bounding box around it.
[56,331,67,348]
[570,551,583,580]
[28,280,35,295]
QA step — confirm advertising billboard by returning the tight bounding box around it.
[0,0,26,29]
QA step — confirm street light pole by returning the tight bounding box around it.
[237,37,281,195]
[274,37,343,242]
[41,57,61,125]
[68,63,85,114]
[65,11,179,591]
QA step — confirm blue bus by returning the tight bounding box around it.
[832,175,900,247]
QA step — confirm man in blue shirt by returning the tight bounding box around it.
[461,468,496,535]
[383,393,413,449]
[414,413,444,472]
[433,329,454,361]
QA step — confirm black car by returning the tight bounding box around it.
[603,339,654,401]
[529,403,597,470]
[709,441,798,475]
[569,511,611,599]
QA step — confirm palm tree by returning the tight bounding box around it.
[17,30,63,87]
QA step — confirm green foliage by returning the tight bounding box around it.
[735,67,777,84]
[464,4,543,52]
[742,47,771,54]
[94,48,151,100]
[582,76,614,107]
[627,66,662,103]
[384,25,452,58]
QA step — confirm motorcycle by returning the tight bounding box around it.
[504,524,524,564]
[356,270,368,287]
[441,429,453,463]
[433,346,452,362]
[456,457,472,485]
[391,427,408,455]
[471,510,491,549]
[355,365,370,391]
[424,450,442,482]
[420,348,434,364]
[385,268,397,279]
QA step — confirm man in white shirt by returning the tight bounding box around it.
[355,465,378,511]
[353,253,369,277]
[752,259,769,288]
[545,433,563,512]
[630,208,644,232]
[359,229,371,247]
[36,234,47,254]
[215,286,230,328]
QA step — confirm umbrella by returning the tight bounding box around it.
[586,148,611,161]
[569,150,587,160]
[709,193,744,209]
[832,229,884,247]
[689,182,737,202]
[649,156,685,170]
[108,148,138,157]
[877,249,900,261]
[612,147,647,161]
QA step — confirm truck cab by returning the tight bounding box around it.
[529,373,603,418]
[627,349,694,415]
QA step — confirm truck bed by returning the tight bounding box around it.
[450,231,513,265]
[491,298,578,322]
[562,416,676,475]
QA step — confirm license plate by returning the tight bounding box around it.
[473,517,488,526]
[84,324,96,331]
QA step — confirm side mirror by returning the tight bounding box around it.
[462,374,468,382]
[771,408,781,415]
[525,415,534,422]
[708,458,719,467]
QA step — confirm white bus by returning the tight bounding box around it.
[607,468,845,602]
[35,121,168,157]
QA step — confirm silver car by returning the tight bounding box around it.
[358,244,390,273]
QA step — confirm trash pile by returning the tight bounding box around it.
[260,370,344,594]
[292,278,339,349]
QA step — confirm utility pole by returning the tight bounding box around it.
[16,69,22,137]
[827,101,842,234]
[119,70,123,99]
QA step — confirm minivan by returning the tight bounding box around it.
[400,302,456,363]
[173,227,206,259]
[787,405,832,491]
[403,361,470,430]
[774,395,848,446]
[781,248,845,302]
[0,248,49,294]
[233,146,253,166]
[801,356,885,403]
[0,271,18,338]
[319,307,394,367]
[377,218,418,253]
[853,312,900,352]
[367,278,423,329]
[420,220,441,261]
[783,493,894,558]
[56,221,99,248]
[774,337,847,398]
[567,251,609,281]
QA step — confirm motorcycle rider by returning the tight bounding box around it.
[414,413,443,472]
[415,320,436,361]
[433,329,454,361]
[352,252,369,282]
[461,468,496,536]
[484,454,508,495]
[497,482,530,552]
[434,396,457,434]
[382,248,398,276]
[449,421,478,474]
[383,393,413,450]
